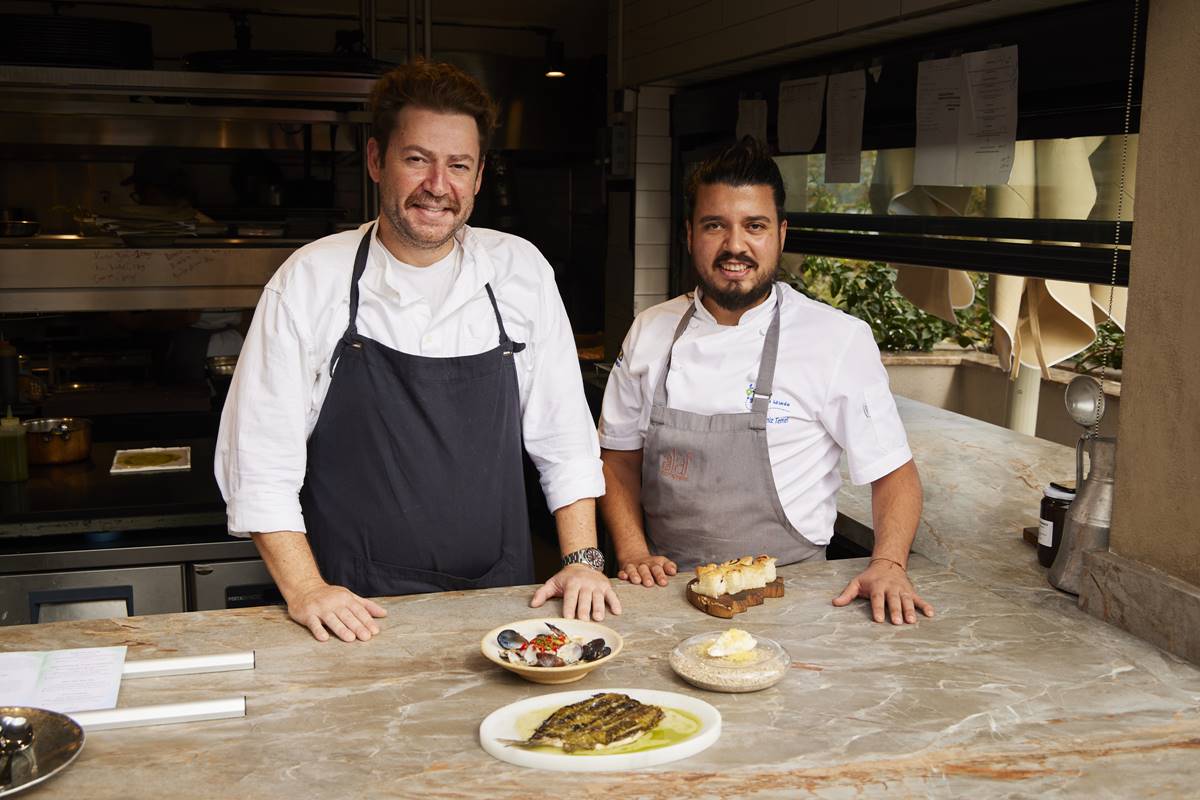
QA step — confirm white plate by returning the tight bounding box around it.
[479,687,721,772]
[110,446,191,475]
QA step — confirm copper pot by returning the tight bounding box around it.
[23,418,92,464]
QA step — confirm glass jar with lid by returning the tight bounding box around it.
[1038,482,1076,568]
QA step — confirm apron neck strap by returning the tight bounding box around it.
[344,223,375,340]
[483,283,511,346]
[651,298,700,408]
[750,285,783,423]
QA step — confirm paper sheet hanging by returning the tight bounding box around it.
[777,76,826,153]
[825,70,866,183]
[735,99,769,144]
[914,46,1019,186]
[957,46,1018,186]
[913,56,962,186]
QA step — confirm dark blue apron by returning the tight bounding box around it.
[298,225,534,596]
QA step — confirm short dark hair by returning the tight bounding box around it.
[685,136,786,223]
[369,59,499,156]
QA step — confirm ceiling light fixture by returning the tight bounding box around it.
[544,37,566,78]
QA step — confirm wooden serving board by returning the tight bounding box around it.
[685,577,785,619]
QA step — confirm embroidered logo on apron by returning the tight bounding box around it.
[659,448,693,481]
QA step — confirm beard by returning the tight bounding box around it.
[381,188,470,251]
[694,250,778,312]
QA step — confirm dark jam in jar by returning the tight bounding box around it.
[1038,482,1076,568]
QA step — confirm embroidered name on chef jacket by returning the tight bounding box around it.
[743,383,793,424]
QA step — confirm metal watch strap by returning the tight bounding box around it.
[562,547,605,572]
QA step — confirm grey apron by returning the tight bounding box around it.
[298,225,534,597]
[641,286,825,571]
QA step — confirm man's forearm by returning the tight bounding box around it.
[553,497,599,556]
[869,459,923,567]
[250,531,326,602]
[599,448,652,561]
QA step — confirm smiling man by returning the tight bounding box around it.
[598,137,934,625]
[216,61,618,642]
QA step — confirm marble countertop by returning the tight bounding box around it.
[4,398,1199,798]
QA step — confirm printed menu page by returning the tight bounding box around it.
[0,646,127,713]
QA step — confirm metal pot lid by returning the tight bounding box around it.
[21,418,91,435]
[0,707,84,797]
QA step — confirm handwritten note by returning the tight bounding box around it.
[825,70,866,183]
[778,76,826,153]
[0,646,126,713]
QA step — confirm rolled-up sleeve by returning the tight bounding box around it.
[818,324,913,485]
[215,286,314,536]
[520,254,605,512]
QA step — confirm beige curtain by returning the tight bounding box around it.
[869,149,976,324]
[869,137,1132,378]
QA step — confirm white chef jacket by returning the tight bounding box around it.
[598,283,912,546]
[216,223,604,537]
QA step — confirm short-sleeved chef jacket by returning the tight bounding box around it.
[598,282,912,547]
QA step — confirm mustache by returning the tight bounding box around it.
[713,251,758,270]
[405,190,460,213]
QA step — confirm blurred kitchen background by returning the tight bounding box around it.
[0,0,610,439]
[0,0,617,621]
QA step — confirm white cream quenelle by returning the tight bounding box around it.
[707,628,757,658]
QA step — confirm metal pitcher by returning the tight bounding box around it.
[1048,435,1117,594]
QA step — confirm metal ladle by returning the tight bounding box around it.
[1065,375,1106,488]
[0,715,33,789]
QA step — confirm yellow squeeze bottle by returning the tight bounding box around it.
[0,406,28,482]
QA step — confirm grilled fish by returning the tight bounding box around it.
[512,692,665,753]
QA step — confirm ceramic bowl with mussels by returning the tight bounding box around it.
[480,618,623,685]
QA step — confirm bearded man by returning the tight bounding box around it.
[598,137,934,625]
[217,61,618,642]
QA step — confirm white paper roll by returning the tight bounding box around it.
[122,651,255,679]
[72,697,246,731]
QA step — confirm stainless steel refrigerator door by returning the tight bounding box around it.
[0,564,185,626]
[188,559,278,611]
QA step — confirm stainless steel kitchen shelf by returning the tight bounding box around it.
[0,98,371,125]
[0,236,311,249]
[0,65,376,103]
[0,246,290,312]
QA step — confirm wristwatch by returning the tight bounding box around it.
[562,547,605,572]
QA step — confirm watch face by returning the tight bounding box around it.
[567,548,604,571]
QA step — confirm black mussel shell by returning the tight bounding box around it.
[581,638,608,661]
[497,629,527,650]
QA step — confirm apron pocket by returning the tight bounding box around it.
[351,552,514,596]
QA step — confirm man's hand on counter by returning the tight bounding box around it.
[288,580,388,642]
[831,560,935,625]
[616,552,677,587]
[530,563,622,622]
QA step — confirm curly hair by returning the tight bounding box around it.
[369,59,499,156]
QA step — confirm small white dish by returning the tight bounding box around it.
[110,446,191,475]
[669,631,791,693]
[480,617,622,685]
